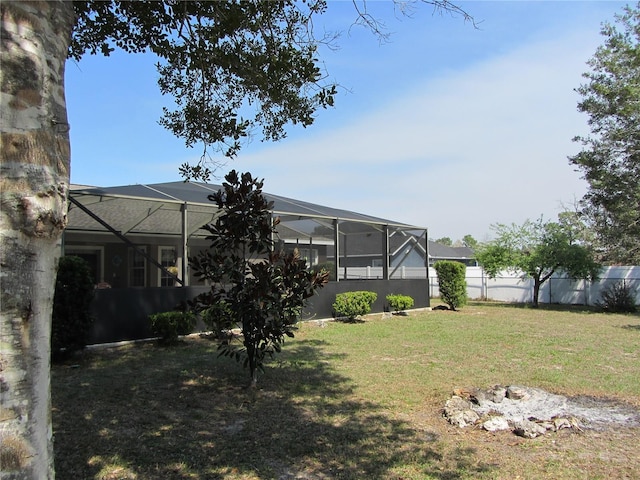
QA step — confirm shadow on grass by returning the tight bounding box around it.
[52,338,495,479]
[466,300,602,314]
[332,316,367,323]
[621,323,640,331]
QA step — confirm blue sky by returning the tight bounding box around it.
[65,1,626,242]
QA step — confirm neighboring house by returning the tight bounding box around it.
[428,242,477,267]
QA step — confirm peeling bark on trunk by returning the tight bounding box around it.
[1,2,74,478]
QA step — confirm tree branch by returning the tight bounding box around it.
[350,0,478,43]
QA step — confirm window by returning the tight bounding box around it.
[129,246,147,287]
[159,246,177,287]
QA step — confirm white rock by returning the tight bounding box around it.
[506,385,530,400]
[483,416,511,432]
[490,386,507,403]
[448,410,480,428]
[513,419,547,438]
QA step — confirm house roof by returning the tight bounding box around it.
[428,242,475,260]
[67,181,424,239]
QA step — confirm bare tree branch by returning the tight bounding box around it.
[350,0,478,43]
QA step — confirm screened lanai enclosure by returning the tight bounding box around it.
[64,181,430,344]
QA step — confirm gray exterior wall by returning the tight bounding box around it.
[300,279,430,321]
[88,280,430,345]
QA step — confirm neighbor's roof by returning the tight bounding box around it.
[428,242,475,260]
[67,181,424,238]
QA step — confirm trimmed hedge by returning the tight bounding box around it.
[201,301,236,338]
[386,294,414,313]
[434,260,467,311]
[333,291,377,320]
[148,311,196,344]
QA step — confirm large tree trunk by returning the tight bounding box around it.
[1,2,74,478]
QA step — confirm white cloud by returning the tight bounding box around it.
[237,27,599,241]
[65,0,625,244]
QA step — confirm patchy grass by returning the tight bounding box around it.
[52,302,640,479]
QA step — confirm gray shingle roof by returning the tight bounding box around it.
[428,243,475,260]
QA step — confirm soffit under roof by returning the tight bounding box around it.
[67,181,424,238]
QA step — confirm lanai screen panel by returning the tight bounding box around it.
[66,197,218,238]
[68,184,220,238]
[334,220,385,278]
[388,227,428,279]
[68,181,426,281]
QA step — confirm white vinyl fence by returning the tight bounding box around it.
[341,265,640,306]
[431,266,640,306]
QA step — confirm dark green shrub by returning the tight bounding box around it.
[386,294,414,313]
[52,255,95,360]
[434,261,467,311]
[333,291,377,320]
[201,301,236,338]
[596,280,637,313]
[148,311,196,344]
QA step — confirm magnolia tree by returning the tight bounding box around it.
[0,1,472,477]
[189,171,328,387]
[475,218,601,307]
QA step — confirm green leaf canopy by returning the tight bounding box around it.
[71,1,337,177]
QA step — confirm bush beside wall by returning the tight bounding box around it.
[333,291,378,320]
[148,311,196,344]
[52,256,95,360]
[596,280,638,313]
[434,261,467,311]
[386,294,414,313]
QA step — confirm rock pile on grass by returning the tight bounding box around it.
[444,385,640,438]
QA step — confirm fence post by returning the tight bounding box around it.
[482,269,486,300]
[584,279,590,306]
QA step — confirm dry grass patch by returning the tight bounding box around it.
[53,302,640,479]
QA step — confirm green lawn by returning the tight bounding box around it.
[52,302,640,479]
